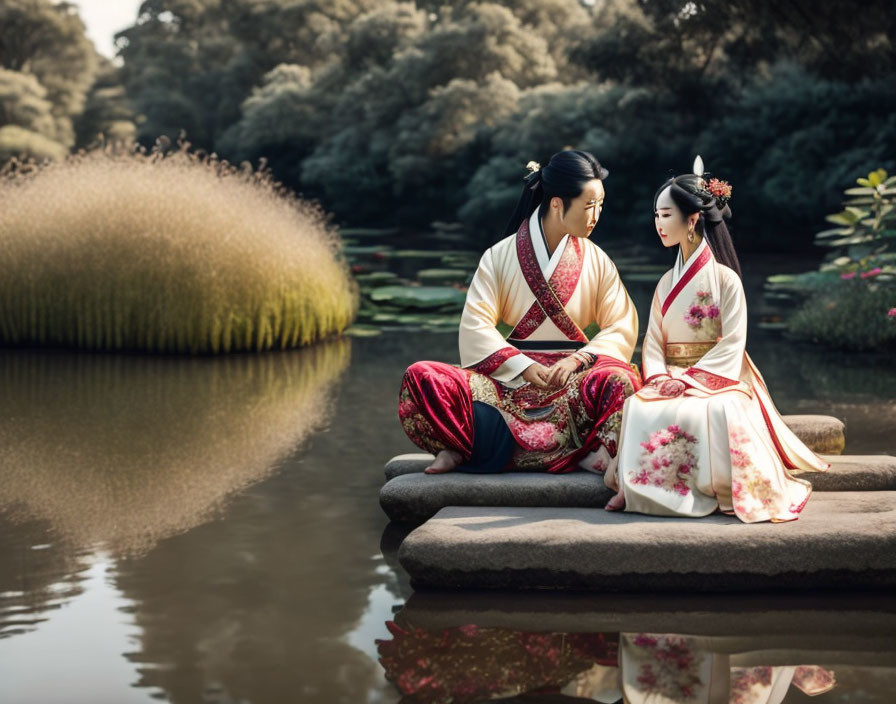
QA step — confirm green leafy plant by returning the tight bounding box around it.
[784,169,896,350]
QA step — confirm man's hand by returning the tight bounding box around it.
[522,363,552,388]
[545,356,580,388]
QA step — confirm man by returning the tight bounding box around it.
[399,150,641,474]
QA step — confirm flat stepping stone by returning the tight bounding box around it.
[782,415,845,454]
[798,454,896,491]
[384,416,845,481]
[398,492,896,591]
[380,454,896,524]
[381,471,614,525]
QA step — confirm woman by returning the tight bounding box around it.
[604,159,828,521]
[399,150,641,474]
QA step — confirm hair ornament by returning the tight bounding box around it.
[692,155,705,177]
[706,177,733,205]
[523,160,542,188]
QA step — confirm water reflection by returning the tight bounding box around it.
[0,341,349,647]
[0,342,349,555]
[377,592,896,702]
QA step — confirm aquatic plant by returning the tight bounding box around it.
[0,140,357,352]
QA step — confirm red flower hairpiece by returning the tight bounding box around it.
[706,177,732,203]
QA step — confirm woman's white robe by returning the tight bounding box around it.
[606,239,828,522]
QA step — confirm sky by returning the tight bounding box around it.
[68,0,143,59]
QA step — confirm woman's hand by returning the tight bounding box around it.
[545,356,581,388]
[521,363,552,388]
[657,379,686,397]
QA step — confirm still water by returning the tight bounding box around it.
[1,267,895,703]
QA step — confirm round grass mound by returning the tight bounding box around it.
[0,144,358,353]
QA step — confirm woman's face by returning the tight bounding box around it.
[654,186,698,249]
[557,178,605,238]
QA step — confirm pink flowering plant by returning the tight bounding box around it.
[629,425,698,496]
[777,168,896,350]
[684,290,721,340]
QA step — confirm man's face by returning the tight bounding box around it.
[558,178,605,238]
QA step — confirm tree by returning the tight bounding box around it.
[0,0,97,153]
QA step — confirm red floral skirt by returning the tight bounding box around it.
[398,353,641,473]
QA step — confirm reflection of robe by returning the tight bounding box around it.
[619,634,836,704]
[399,207,641,473]
[606,239,828,521]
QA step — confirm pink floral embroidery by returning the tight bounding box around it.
[729,426,797,522]
[510,419,560,452]
[729,667,773,704]
[684,289,721,340]
[792,666,836,695]
[628,425,698,496]
[631,634,702,700]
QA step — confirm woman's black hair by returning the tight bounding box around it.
[500,149,609,241]
[653,173,741,279]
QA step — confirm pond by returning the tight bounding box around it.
[1,252,895,703]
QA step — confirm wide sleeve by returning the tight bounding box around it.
[580,250,638,364]
[640,285,668,383]
[682,267,747,393]
[459,248,534,384]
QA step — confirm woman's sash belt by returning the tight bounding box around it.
[665,341,716,367]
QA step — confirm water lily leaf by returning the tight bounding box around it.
[344,325,382,337]
[355,271,399,287]
[417,268,470,285]
[368,285,467,310]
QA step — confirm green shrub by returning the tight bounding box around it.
[789,282,896,351]
[0,143,358,353]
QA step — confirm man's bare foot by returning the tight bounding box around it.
[605,493,626,511]
[424,449,463,474]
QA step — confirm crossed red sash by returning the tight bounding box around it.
[509,219,588,343]
[661,245,712,317]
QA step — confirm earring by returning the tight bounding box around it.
[687,227,695,243]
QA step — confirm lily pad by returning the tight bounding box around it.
[417,268,470,285]
[344,324,382,337]
[355,271,399,287]
[391,249,449,260]
[368,285,467,310]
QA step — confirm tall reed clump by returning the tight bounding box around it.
[0,141,358,353]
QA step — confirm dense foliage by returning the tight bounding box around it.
[1,0,894,250]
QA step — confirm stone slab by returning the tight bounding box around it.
[782,414,845,455]
[398,492,896,591]
[380,471,614,525]
[799,454,896,491]
[380,455,896,524]
[384,415,846,481]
